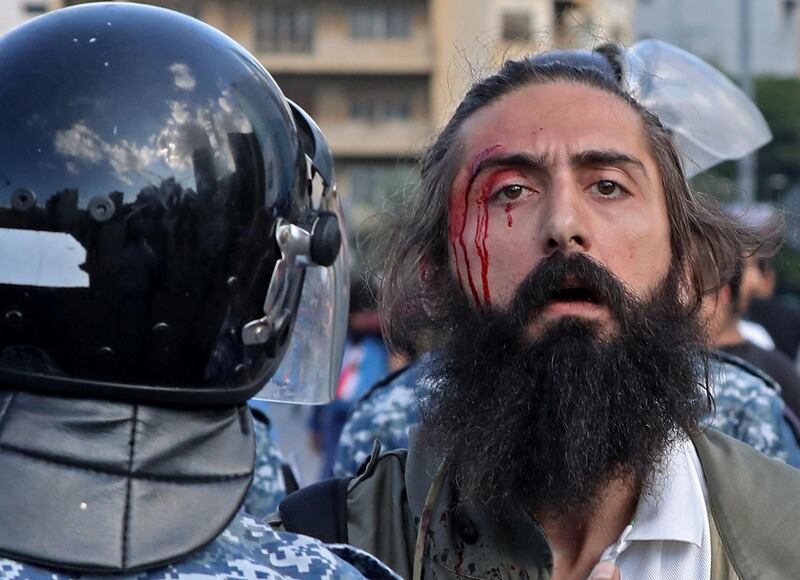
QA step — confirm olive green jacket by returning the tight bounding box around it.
[275,428,800,579]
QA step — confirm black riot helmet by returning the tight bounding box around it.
[0,2,348,406]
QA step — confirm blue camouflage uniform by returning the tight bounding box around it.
[244,410,288,518]
[334,352,800,476]
[0,511,400,579]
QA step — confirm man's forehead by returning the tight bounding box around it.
[457,81,652,170]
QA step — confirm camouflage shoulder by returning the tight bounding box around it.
[704,352,788,462]
[333,362,426,477]
[711,349,781,393]
[0,510,387,579]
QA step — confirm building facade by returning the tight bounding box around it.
[634,0,800,78]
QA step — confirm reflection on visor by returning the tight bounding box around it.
[255,191,349,404]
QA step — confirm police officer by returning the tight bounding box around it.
[0,3,395,578]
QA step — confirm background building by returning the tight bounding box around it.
[634,0,800,77]
[0,0,49,35]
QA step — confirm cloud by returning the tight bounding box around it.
[169,63,196,91]
[54,122,104,164]
[156,90,253,173]
[53,89,254,185]
[54,122,157,186]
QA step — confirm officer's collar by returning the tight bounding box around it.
[0,390,254,573]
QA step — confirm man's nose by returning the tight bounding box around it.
[540,184,590,254]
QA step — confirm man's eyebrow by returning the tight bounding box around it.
[470,152,549,180]
[571,149,647,175]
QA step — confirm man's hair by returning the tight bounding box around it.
[376,48,765,356]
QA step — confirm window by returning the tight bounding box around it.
[501,11,532,42]
[554,1,578,39]
[348,164,414,214]
[162,1,202,18]
[350,6,411,39]
[554,1,577,19]
[23,3,47,15]
[350,94,411,121]
[256,6,315,53]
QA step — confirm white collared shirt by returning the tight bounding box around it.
[614,438,711,580]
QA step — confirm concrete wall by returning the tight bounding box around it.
[0,0,52,36]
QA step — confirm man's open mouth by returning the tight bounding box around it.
[549,286,600,303]
[546,277,604,306]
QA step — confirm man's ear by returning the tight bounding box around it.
[762,268,777,297]
[719,285,733,310]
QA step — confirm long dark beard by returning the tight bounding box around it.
[419,252,710,517]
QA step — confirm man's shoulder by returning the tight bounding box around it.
[348,442,410,490]
[693,429,800,579]
[273,443,415,579]
[696,427,800,487]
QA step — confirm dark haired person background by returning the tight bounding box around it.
[708,252,800,418]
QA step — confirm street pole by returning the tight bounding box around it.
[737,0,757,204]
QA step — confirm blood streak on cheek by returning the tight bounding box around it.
[455,181,480,306]
[474,188,492,305]
[450,144,502,306]
[505,203,513,228]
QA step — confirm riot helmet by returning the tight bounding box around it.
[0,2,346,405]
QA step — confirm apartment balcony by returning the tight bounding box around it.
[256,35,432,76]
[217,2,435,76]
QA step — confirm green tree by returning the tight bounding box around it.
[754,76,800,200]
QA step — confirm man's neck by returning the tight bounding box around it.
[534,477,639,580]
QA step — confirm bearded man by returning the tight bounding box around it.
[274,49,800,579]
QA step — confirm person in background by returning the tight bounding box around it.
[309,279,390,478]
[706,252,800,419]
[746,252,800,361]
[728,203,800,358]
[746,259,800,359]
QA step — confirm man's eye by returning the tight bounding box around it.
[494,184,527,201]
[591,180,624,198]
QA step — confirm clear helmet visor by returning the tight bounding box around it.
[254,180,349,404]
[623,39,772,178]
